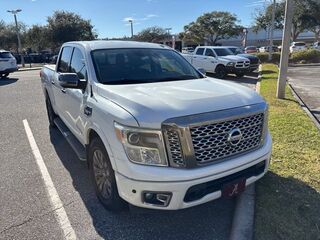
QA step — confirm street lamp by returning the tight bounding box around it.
[128,19,134,38]
[243,28,248,48]
[7,9,25,67]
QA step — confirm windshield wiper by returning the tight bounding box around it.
[155,75,198,82]
[104,79,151,85]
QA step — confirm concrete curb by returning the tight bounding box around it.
[229,64,262,240]
[288,81,320,132]
[229,184,255,240]
[18,67,42,72]
[289,63,320,67]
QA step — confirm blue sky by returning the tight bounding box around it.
[0,0,268,38]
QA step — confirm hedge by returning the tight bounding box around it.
[255,52,281,63]
[290,49,320,63]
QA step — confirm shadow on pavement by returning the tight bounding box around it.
[0,78,18,86]
[49,128,235,240]
[207,72,258,86]
[255,172,320,240]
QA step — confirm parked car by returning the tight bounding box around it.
[290,42,307,53]
[245,46,258,54]
[225,46,260,72]
[181,47,195,54]
[182,46,250,78]
[0,50,18,78]
[259,46,278,53]
[312,41,320,50]
[40,40,272,211]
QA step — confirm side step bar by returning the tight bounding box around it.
[54,118,87,161]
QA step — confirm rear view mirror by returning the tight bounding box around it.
[58,73,80,88]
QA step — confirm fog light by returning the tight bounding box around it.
[142,192,172,207]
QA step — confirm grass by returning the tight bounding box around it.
[254,64,320,240]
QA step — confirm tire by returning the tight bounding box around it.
[89,137,126,211]
[45,95,57,128]
[215,65,227,79]
[236,73,245,78]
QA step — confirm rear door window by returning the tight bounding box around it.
[58,47,73,73]
[205,48,215,57]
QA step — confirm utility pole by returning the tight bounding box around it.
[268,0,276,61]
[128,19,134,38]
[277,0,294,99]
[243,28,248,48]
[7,9,25,67]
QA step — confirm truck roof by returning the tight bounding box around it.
[64,40,171,51]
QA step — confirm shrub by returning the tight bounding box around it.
[290,49,320,63]
[255,52,281,63]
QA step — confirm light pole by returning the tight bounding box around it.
[243,28,248,48]
[128,20,134,38]
[277,0,294,99]
[165,28,172,45]
[7,9,25,67]
[268,0,276,61]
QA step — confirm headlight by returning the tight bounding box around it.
[114,122,168,166]
[227,62,235,66]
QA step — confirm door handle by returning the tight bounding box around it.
[51,80,55,85]
[203,58,207,59]
[61,88,66,93]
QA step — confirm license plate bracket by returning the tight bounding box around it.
[222,178,246,198]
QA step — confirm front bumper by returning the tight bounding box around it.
[226,66,250,75]
[115,133,272,210]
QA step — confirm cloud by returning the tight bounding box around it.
[245,0,266,7]
[122,14,158,24]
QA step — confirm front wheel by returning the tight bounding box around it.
[89,137,126,211]
[215,65,227,79]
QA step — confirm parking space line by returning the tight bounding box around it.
[23,119,77,240]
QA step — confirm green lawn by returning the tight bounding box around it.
[254,64,320,240]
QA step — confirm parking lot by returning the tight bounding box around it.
[0,70,259,240]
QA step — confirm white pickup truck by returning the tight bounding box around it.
[182,46,250,79]
[40,41,272,211]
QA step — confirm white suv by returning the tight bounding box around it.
[0,50,17,78]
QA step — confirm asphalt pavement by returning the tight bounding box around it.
[0,71,254,240]
[288,66,320,125]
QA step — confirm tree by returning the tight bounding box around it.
[47,11,97,50]
[180,11,243,45]
[0,20,27,52]
[307,0,320,40]
[253,0,320,41]
[134,26,168,42]
[24,25,49,52]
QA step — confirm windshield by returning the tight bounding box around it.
[213,48,233,56]
[92,48,202,84]
[294,42,306,46]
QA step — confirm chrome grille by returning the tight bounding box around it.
[164,128,185,167]
[236,61,250,68]
[190,113,264,164]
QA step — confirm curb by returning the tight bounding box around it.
[288,81,320,132]
[289,63,320,67]
[18,67,42,72]
[229,184,255,240]
[229,64,262,240]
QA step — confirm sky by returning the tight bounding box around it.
[0,0,269,38]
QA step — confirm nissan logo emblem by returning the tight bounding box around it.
[227,128,242,146]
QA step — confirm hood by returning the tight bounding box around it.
[237,54,259,61]
[97,77,264,128]
[218,55,249,62]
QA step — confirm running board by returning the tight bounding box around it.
[54,118,87,161]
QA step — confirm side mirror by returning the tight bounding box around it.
[58,73,80,88]
[198,68,206,76]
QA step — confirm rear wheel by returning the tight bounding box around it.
[215,65,227,79]
[89,137,126,211]
[45,96,57,128]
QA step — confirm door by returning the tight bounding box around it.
[52,46,73,118]
[60,47,88,141]
[204,48,218,73]
[192,47,206,69]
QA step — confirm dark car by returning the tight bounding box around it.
[225,46,260,72]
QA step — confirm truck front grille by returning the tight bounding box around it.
[163,105,266,168]
[190,113,264,164]
[236,61,250,68]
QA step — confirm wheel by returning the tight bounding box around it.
[215,65,227,79]
[236,73,245,78]
[3,73,9,78]
[89,137,126,211]
[45,96,57,128]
